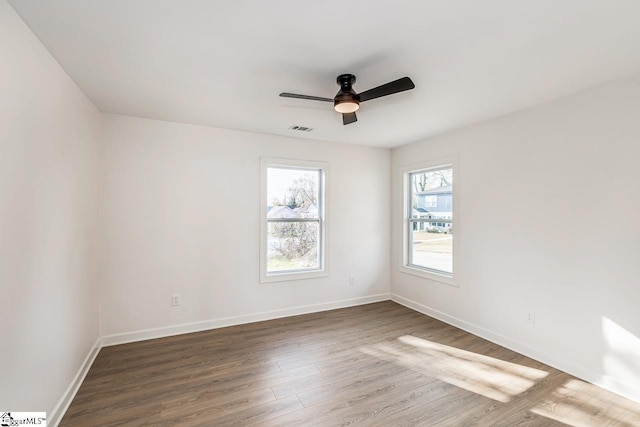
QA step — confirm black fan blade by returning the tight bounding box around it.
[342,112,357,125]
[280,93,333,102]
[359,77,415,102]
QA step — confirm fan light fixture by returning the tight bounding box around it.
[280,74,415,126]
[334,100,360,113]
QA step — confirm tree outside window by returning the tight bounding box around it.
[261,159,327,282]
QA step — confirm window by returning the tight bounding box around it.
[401,160,457,285]
[260,158,328,282]
[423,195,437,208]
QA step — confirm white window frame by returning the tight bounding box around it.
[260,157,329,283]
[399,157,459,287]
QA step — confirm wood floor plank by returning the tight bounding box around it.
[60,301,640,426]
[256,399,353,426]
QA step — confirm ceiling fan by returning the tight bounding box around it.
[280,74,415,125]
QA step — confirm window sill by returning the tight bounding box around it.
[260,269,328,283]
[399,265,458,287]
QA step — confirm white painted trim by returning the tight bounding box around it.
[390,293,640,404]
[49,338,102,427]
[50,291,639,426]
[101,293,390,347]
[52,294,389,423]
[398,157,459,287]
[259,157,330,283]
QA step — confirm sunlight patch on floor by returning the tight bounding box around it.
[359,335,548,403]
[530,378,640,426]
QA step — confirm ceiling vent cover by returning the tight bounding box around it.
[289,125,314,132]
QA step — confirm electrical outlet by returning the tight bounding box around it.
[527,312,535,324]
[172,294,181,306]
[349,275,355,285]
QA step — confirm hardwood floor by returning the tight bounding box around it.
[61,302,640,426]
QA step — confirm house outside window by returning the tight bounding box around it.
[423,195,437,207]
[401,158,458,286]
[260,158,329,283]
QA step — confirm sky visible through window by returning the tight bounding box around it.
[267,168,316,207]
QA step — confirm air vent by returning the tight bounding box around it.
[289,125,314,132]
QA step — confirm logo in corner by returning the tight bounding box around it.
[1,413,14,427]
[0,412,46,426]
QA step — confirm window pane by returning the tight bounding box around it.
[410,168,452,215]
[261,159,326,282]
[424,196,437,207]
[410,227,452,274]
[409,166,453,275]
[267,168,319,219]
[267,221,319,272]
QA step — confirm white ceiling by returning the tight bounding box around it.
[9,0,640,148]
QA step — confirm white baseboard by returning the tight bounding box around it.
[391,293,640,404]
[391,293,568,370]
[49,337,102,427]
[51,293,389,424]
[101,293,390,347]
[52,291,638,426]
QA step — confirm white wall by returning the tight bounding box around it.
[391,75,640,402]
[0,0,101,416]
[5,0,639,413]
[100,114,390,336]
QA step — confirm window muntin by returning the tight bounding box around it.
[261,158,327,282]
[407,165,453,276]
